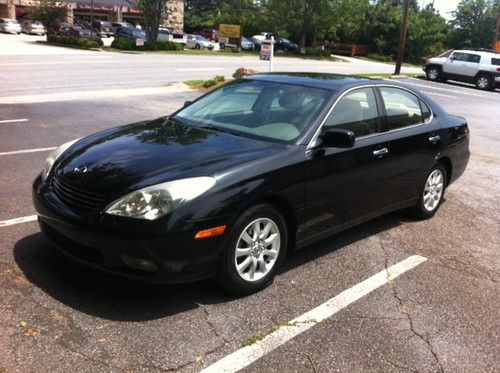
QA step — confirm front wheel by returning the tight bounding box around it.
[195,43,201,50]
[412,164,447,219]
[426,66,441,82]
[215,204,288,295]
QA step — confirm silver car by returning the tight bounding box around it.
[21,20,46,35]
[186,34,214,50]
[0,18,21,34]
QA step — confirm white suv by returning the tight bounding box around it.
[424,49,500,90]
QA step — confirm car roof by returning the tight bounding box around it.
[246,73,379,91]
[454,49,500,57]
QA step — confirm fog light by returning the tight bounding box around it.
[121,255,158,272]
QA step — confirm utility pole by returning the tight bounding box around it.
[90,0,94,38]
[494,4,499,51]
[394,0,411,75]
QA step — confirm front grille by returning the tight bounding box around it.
[51,176,106,211]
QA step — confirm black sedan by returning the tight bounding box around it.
[33,74,470,294]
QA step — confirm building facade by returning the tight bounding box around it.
[0,0,184,30]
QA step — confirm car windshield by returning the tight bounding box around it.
[174,80,332,143]
[195,35,208,41]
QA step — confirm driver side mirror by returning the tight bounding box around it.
[318,129,355,148]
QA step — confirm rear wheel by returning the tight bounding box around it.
[475,74,492,90]
[412,164,447,219]
[215,204,288,295]
[426,66,441,82]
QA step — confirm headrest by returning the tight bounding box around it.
[279,89,305,110]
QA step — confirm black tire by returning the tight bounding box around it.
[475,74,493,90]
[426,66,441,82]
[412,163,447,219]
[215,204,288,295]
[195,43,201,50]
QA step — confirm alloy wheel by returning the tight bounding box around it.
[423,169,444,212]
[234,218,281,282]
[477,76,489,89]
[428,68,439,81]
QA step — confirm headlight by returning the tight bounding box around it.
[105,177,216,220]
[42,139,80,181]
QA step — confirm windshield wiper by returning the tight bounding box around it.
[199,125,244,137]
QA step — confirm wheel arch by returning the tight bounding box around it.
[437,156,452,186]
[234,195,298,251]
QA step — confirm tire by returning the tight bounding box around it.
[215,204,288,295]
[195,43,201,50]
[412,164,447,219]
[426,66,441,82]
[475,74,493,90]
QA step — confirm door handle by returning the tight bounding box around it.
[372,148,389,156]
[428,135,441,143]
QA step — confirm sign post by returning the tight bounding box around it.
[259,36,274,72]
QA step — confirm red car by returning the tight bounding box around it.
[193,28,219,42]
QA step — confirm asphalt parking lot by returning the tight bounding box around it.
[1,38,499,372]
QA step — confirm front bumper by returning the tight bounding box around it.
[33,175,229,283]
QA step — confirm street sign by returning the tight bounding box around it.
[260,43,272,60]
[219,24,241,39]
[136,38,144,47]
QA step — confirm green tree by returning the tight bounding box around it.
[127,0,170,41]
[29,0,67,38]
[448,0,498,48]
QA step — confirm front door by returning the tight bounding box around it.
[442,52,467,76]
[300,87,390,243]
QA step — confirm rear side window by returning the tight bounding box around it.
[380,87,424,130]
[492,58,500,66]
[323,87,380,137]
[466,54,480,63]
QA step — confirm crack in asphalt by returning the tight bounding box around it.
[379,241,444,373]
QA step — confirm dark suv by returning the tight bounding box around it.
[115,26,146,41]
[92,21,113,37]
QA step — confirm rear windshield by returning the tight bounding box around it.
[174,80,332,143]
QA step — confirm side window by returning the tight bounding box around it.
[492,58,500,66]
[466,54,480,63]
[451,52,467,62]
[420,99,432,122]
[380,87,423,130]
[323,88,380,137]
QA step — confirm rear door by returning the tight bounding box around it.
[377,86,442,206]
[301,87,391,241]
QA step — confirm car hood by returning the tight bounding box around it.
[54,118,283,199]
[427,56,448,65]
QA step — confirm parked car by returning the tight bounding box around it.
[92,20,113,37]
[241,36,254,51]
[275,37,298,52]
[60,26,92,38]
[0,18,21,34]
[424,49,500,90]
[158,26,185,41]
[111,22,134,34]
[193,28,219,42]
[186,34,214,50]
[33,73,469,295]
[115,26,146,41]
[21,20,45,35]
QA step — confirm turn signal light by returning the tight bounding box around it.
[195,225,227,240]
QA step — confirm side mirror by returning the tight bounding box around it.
[183,100,192,107]
[319,129,355,148]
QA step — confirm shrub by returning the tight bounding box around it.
[77,38,90,48]
[142,40,158,51]
[214,75,225,82]
[111,37,135,50]
[86,40,100,48]
[47,34,57,43]
[300,47,331,57]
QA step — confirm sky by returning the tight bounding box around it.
[421,0,461,20]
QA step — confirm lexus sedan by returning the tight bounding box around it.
[33,74,470,294]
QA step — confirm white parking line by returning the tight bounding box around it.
[177,68,224,72]
[0,84,189,104]
[201,255,428,373]
[0,215,37,228]
[0,147,56,156]
[0,118,28,124]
